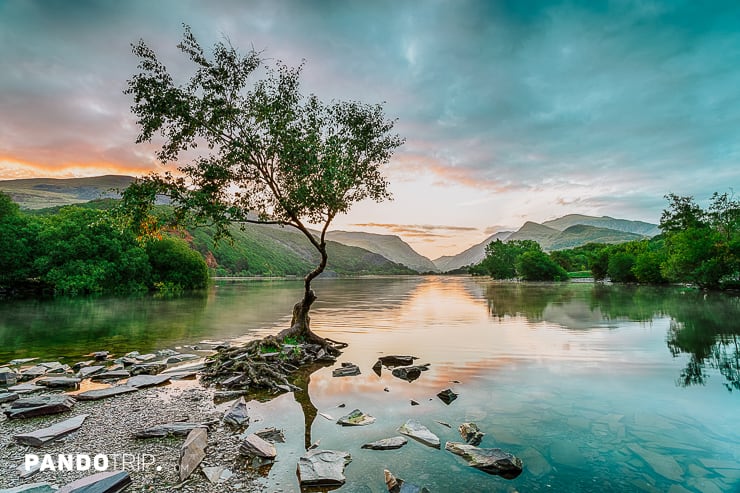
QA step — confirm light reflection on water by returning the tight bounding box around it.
[1,277,739,492]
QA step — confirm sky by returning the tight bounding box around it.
[1,0,739,258]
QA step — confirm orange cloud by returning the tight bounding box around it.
[389,152,515,192]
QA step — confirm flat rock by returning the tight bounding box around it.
[372,360,382,376]
[0,392,19,404]
[162,362,206,374]
[254,427,286,443]
[240,433,277,458]
[223,397,249,428]
[129,363,167,376]
[72,360,95,371]
[0,371,18,386]
[337,409,375,426]
[77,365,106,379]
[445,441,523,479]
[37,377,81,389]
[398,419,440,449]
[202,466,232,484]
[0,482,56,493]
[134,422,208,439]
[57,470,131,493]
[362,436,408,450]
[17,461,41,479]
[391,364,430,382]
[6,383,44,394]
[125,374,170,389]
[135,353,157,362]
[91,351,109,361]
[19,366,48,381]
[90,371,130,381]
[628,444,684,481]
[297,449,351,487]
[75,386,138,401]
[14,414,89,447]
[164,370,198,380]
[9,358,38,366]
[166,354,198,364]
[459,422,485,445]
[180,427,207,481]
[437,388,458,405]
[332,363,361,377]
[378,355,418,367]
[5,395,76,419]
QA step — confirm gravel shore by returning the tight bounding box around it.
[0,380,267,492]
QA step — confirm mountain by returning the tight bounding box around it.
[0,175,133,209]
[505,221,561,246]
[326,231,438,272]
[547,224,644,250]
[433,231,512,272]
[542,214,660,237]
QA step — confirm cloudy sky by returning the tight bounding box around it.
[1,0,739,258]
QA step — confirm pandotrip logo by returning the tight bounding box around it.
[24,453,160,473]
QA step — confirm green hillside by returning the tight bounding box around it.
[326,230,438,272]
[548,224,644,250]
[542,214,660,236]
[0,175,133,209]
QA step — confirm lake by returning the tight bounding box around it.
[1,277,739,492]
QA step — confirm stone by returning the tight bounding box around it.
[445,441,523,479]
[628,444,683,481]
[337,409,375,426]
[254,427,285,443]
[76,386,138,401]
[221,373,247,388]
[134,422,208,439]
[384,469,430,493]
[372,360,382,376]
[5,395,76,419]
[378,355,417,367]
[391,364,430,382]
[0,483,56,493]
[91,351,109,361]
[119,357,138,366]
[129,363,167,376]
[43,363,70,374]
[162,362,206,374]
[223,397,249,428]
[90,370,130,381]
[0,370,18,386]
[297,449,351,487]
[135,353,157,362]
[157,349,178,357]
[72,360,95,371]
[166,354,198,364]
[180,427,207,481]
[202,466,232,484]
[165,371,198,380]
[459,422,485,446]
[125,374,170,389]
[398,419,440,449]
[0,392,19,404]
[17,461,41,479]
[14,414,89,447]
[240,433,277,459]
[18,366,48,381]
[361,436,408,450]
[319,412,334,420]
[213,390,250,402]
[9,358,38,366]
[437,388,458,405]
[77,365,106,379]
[6,383,44,394]
[57,470,132,493]
[410,400,419,406]
[332,363,361,377]
[37,377,81,389]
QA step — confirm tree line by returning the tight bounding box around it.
[470,192,739,290]
[0,192,208,296]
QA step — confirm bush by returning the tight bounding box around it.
[146,237,209,290]
[516,251,569,281]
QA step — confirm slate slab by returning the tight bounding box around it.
[0,482,56,493]
[0,391,19,404]
[14,414,89,447]
[57,470,131,493]
[223,397,249,428]
[77,365,106,379]
[297,450,351,487]
[37,377,81,389]
[240,433,277,459]
[90,371,130,381]
[129,363,167,376]
[5,395,76,419]
[180,427,207,481]
[134,422,207,439]
[76,386,138,401]
[378,355,418,367]
[445,441,524,479]
[337,409,375,426]
[125,374,170,389]
[398,419,440,449]
[361,436,408,450]
[6,384,44,394]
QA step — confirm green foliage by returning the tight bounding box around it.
[146,237,209,290]
[479,239,540,279]
[607,252,637,283]
[516,250,569,281]
[0,193,41,286]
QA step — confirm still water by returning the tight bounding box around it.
[1,277,739,492]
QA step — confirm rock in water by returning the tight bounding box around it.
[372,360,382,376]
[76,386,138,401]
[1,482,57,493]
[223,397,249,428]
[134,422,208,439]
[4,395,76,419]
[459,422,485,446]
[297,450,351,487]
[57,470,132,493]
[383,469,430,493]
[397,419,440,449]
[125,374,171,389]
[391,364,430,382]
[332,363,361,377]
[361,436,408,450]
[129,363,167,376]
[13,414,89,447]
[378,355,417,367]
[179,427,207,481]
[337,409,376,426]
[239,433,277,459]
[202,466,232,484]
[436,388,458,405]
[444,441,523,479]
[254,427,286,443]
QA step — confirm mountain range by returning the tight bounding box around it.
[0,175,660,274]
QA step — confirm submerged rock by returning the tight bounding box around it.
[362,436,408,450]
[14,414,89,447]
[384,469,430,493]
[57,470,131,493]
[398,419,440,449]
[337,409,376,426]
[372,360,382,376]
[5,395,76,419]
[240,433,277,459]
[445,441,523,479]
[391,364,430,382]
[180,427,208,481]
[134,422,208,439]
[297,450,351,487]
[75,386,138,401]
[436,388,458,405]
[223,397,249,428]
[459,422,485,446]
[254,427,286,443]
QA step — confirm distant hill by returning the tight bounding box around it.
[326,231,438,272]
[433,231,512,272]
[0,175,133,209]
[542,214,660,237]
[505,221,561,245]
[546,224,644,250]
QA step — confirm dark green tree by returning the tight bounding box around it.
[607,251,637,283]
[516,250,569,281]
[146,237,209,290]
[121,27,403,345]
[0,192,41,288]
[478,239,540,279]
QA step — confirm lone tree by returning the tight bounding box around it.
[122,27,403,347]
